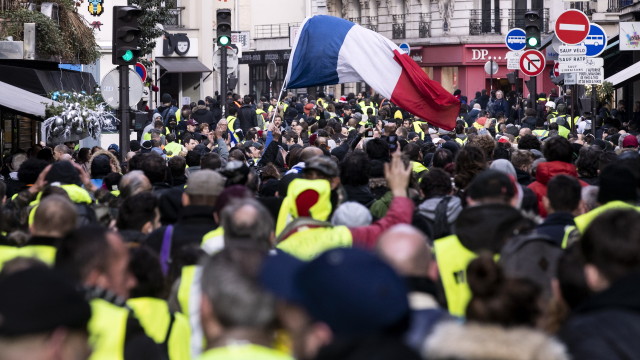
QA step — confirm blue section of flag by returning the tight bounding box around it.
[287,15,355,88]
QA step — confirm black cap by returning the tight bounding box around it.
[130,140,141,152]
[0,268,91,337]
[197,100,206,106]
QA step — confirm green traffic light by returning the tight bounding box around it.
[218,36,230,46]
[122,50,134,62]
[527,37,538,47]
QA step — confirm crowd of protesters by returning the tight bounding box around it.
[0,88,640,360]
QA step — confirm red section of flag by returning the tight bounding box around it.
[390,50,460,131]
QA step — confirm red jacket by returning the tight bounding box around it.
[528,161,587,217]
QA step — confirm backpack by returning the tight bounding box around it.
[158,106,178,126]
[499,232,562,300]
[412,196,455,240]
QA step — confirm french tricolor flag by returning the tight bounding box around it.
[285,15,460,130]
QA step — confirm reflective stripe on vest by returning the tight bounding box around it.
[276,225,352,261]
[201,227,225,255]
[433,235,477,317]
[88,298,129,360]
[227,116,238,132]
[573,201,640,234]
[127,297,191,360]
[198,343,294,360]
[561,225,576,249]
[177,265,205,358]
[532,129,548,139]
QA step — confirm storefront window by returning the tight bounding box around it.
[422,67,434,79]
[440,67,458,93]
[2,112,37,154]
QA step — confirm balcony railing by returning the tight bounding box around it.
[469,9,501,35]
[608,0,634,12]
[254,23,300,39]
[164,7,185,29]
[419,13,431,38]
[348,17,361,24]
[392,14,406,39]
[361,16,378,32]
[507,8,550,33]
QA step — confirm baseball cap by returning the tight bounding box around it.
[186,119,198,126]
[185,169,225,197]
[304,156,339,178]
[623,135,639,148]
[260,248,410,336]
[0,267,91,337]
[141,140,152,153]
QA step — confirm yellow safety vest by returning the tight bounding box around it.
[88,298,129,360]
[227,116,238,132]
[557,126,570,139]
[433,235,478,317]
[177,265,205,358]
[201,227,224,255]
[561,225,576,249]
[198,343,293,360]
[276,225,352,261]
[455,137,467,146]
[275,179,332,236]
[573,201,640,234]
[413,122,426,140]
[532,129,549,140]
[165,142,183,157]
[28,184,92,226]
[127,297,191,360]
[0,244,56,270]
[412,161,428,176]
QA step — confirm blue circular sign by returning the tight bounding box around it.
[505,28,527,51]
[398,43,410,55]
[582,24,607,57]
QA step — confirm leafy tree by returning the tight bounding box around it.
[128,0,171,58]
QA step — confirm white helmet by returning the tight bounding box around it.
[545,101,556,109]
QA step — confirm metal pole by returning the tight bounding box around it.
[591,84,597,137]
[119,65,130,159]
[221,45,228,118]
[490,59,494,92]
[570,85,575,133]
[529,76,536,117]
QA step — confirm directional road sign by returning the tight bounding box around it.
[135,62,147,81]
[519,49,545,77]
[555,10,590,45]
[581,24,607,57]
[505,28,527,51]
[399,43,410,55]
[553,61,560,77]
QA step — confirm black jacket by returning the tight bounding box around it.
[535,212,575,247]
[191,105,215,126]
[560,271,640,360]
[146,205,217,257]
[237,104,257,133]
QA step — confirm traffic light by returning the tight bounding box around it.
[216,9,232,46]
[112,6,143,65]
[524,10,541,49]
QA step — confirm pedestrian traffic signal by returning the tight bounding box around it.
[217,9,232,47]
[112,6,143,65]
[524,10,541,49]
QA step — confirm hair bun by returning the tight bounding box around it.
[467,253,503,298]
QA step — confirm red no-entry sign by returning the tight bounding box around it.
[520,50,545,77]
[555,10,590,45]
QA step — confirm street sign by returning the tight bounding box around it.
[399,43,410,55]
[581,24,607,57]
[585,57,604,68]
[558,45,587,64]
[266,60,277,81]
[578,67,604,85]
[484,60,498,75]
[505,28,527,51]
[564,73,577,85]
[506,51,522,70]
[555,10,590,45]
[213,47,238,73]
[519,49,545,76]
[553,61,560,77]
[101,68,143,108]
[559,63,586,73]
[134,62,147,81]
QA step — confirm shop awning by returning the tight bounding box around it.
[155,57,211,73]
[0,80,59,118]
[605,61,640,87]
[0,63,96,96]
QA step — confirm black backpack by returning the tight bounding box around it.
[499,232,562,300]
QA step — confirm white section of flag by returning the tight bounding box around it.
[337,24,403,99]
[559,24,586,31]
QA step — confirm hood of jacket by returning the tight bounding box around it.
[417,196,462,224]
[455,204,534,253]
[535,161,578,185]
[192,105,209,115]
[424,321,568,360]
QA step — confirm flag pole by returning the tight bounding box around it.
[270,80,287,124]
